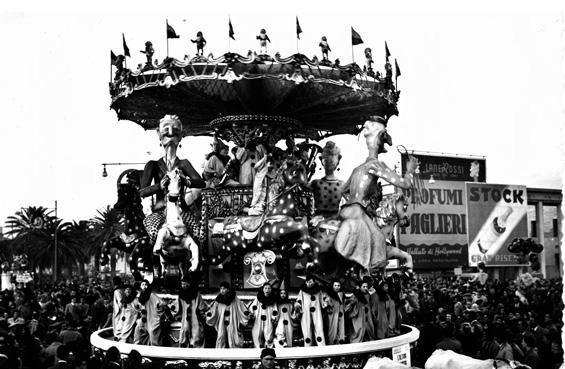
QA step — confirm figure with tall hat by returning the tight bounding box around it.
[335,116,418,276]
[249,282,279,348]
[206,281,250,348]
[256,29,271,54]
[139,114,206,273]
[295,275,326,346]
[140,41,154,68]
[191,31,207,56]
[177,279,206,347]
[322,279,346,345]
[319,36,331,60]
[202,137,231,188]
[275,281,297,347]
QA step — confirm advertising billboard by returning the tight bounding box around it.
[466,183,528,266]
[401,153,486,182]
[399,180,468,269]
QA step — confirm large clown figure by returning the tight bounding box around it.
[139,115,206,274]
[335,116,418,274]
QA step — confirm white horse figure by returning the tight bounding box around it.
[153,168,199,281]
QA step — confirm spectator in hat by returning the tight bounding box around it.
[259,348,277,369]
[521,334,540,369]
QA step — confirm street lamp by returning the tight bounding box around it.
[101,162,145,177]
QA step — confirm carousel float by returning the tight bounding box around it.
[95,25,421,368]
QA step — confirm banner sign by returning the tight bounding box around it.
[466,183,528,266]
[399,180,468,269]
[402,154,486,182]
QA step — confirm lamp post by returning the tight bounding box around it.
[101,162,145,177]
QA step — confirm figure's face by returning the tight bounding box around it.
[181,281,189,290]
[360,283,369,293]
[321,153,340,174]
[333,282,341,293]
[363,120,390,153]
[279,290,287,300]
[263,284,272,297]
[140,281,149,291]
[124,288,133,298]
[306,279,315,289]
[158,118,182,148]
[219,286,228,296]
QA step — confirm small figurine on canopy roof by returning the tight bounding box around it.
[319,36,331,60]
[191,31,207,56]
[140,41,154,68]
[256,29,271,54]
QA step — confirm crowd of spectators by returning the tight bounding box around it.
[405,274,564,368]
[0,271,562,369]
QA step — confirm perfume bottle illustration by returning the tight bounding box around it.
[477,207,513,254]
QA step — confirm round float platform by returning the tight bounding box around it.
[91,325,419,362]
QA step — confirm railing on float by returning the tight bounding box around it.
[90,325,419,361]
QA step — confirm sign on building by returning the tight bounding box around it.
[466,183,528,266]
[402,153,486,182]
[399,181,468,269]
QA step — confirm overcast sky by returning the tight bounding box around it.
[0,1,563,226]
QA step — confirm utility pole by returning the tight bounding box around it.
[53,200,58,282]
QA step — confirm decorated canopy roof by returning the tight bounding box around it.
[110,52,399,140]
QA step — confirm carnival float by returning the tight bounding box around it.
[92,23,422,368]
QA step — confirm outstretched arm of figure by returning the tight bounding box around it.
[368,159,416,189]
[266,36,271,43]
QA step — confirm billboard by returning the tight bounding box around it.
[399,180,468,269]
[401,153,486,182]
[466,183,528,266]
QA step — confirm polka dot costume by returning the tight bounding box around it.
[310,178,343,217]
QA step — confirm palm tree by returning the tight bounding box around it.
[89,206,124,277]
[4,206,88,278]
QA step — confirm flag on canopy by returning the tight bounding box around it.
[122,34,130,57]
[351,27,363,45]
[111,50,117,65]
[296,17,302,39]
[167,21,180,38]
[385,41,391,61]
[229,18,235,40]
[395,58,401,77]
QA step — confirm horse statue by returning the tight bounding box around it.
[310,193,413,278]
[100,169,152,281]
[153,168,200,282]
[208,157,314,267]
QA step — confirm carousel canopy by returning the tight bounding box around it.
[110,52,399,140]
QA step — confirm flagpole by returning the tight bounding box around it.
[110,55,112,83]
[351,28,354,63]
[166,19,169,57]
[228,16,231,52]
[122,34,128,69]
